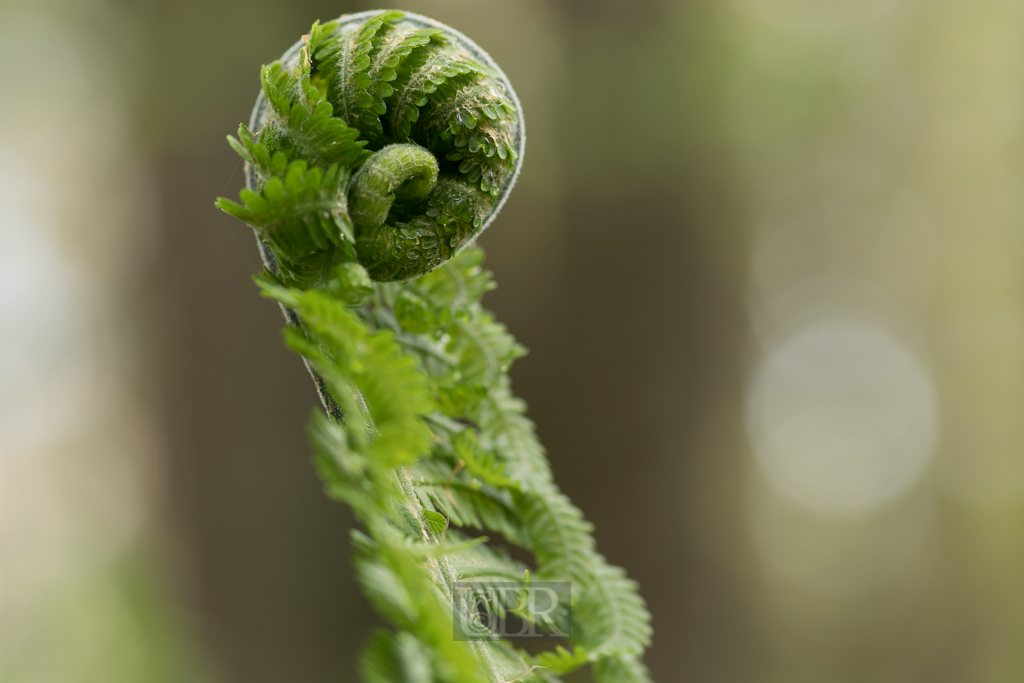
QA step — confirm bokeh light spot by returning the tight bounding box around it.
[746,316,937,515]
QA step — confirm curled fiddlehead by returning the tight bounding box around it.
[218,10,522,284]
[216,10,652,683]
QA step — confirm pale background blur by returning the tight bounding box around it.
[3,0,1024,681]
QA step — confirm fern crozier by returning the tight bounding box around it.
[216,10,652,683]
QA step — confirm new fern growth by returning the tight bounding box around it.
[216,10,652,682]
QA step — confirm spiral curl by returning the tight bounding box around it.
[225,10,523,283]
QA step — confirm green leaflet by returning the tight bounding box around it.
[216,10,652,683]
[422,509,449,537]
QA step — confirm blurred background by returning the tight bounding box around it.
[3,0,1024,680]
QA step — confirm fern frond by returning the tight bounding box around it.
[260,282,435,470]
[395,246,524,388]
[518,486,595,581]
[318,10,404,144]
[534,646,589,676]
[366,23,443,119]
[304,19,338,61]
[385,41,483,141]
[216,159,354,287]
[452,429,517,490]
[413,245,496,310]
[518,486,651,658]
[354,552,420,626]
[309,410,376,511]
[448,311,526,387]
[258,60,372,170]
[260,60,304,121]
[444,531,529,583]
[351,533,487,683]
[423,173,493,235]
[484,641,565,683]
[576,558,653,659]
[360,629,432,683]
[411,458,527,547]
[476,377,555,486]
[221,11,652,681]
[391,245,652,669]
[420,73,519,194]
[379,535,489,683]
[349,143,439,232]
[275,99,372,169]
[226,123,273,188]
[591,653,654,683]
